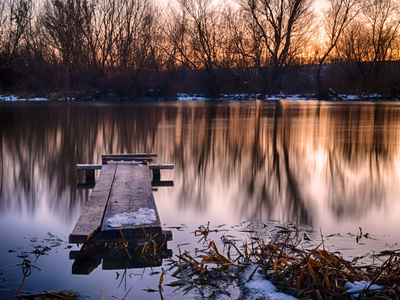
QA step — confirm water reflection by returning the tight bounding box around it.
[70,241,172,275]
[1,101,400,233]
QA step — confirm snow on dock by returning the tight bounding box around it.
[100,163,162,239]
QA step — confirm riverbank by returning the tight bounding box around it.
[1,89,400,102]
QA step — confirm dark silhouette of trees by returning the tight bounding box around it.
[41,0,94,90]
[236,0,314,94]
[1,0,400,96]
[336,0,400,92]
[316,0,360,92]
[0,0,33,89]
[165,0,226,96]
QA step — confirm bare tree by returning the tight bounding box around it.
[0,0,7,52]
[337,0,400,91]
[87,0,119,73]
[237,0,314,94]
[364,0,400,61]
[113,0,152,70]
[84,0,157,92]
[0,0,32,64]
[316,0,360,92]
[165,0,225,95]
[41,0,94,89]
[222,5,261,91]
[0,0,34,90]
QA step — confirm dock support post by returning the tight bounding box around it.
[152,169,161,182]
[85,170,95,185]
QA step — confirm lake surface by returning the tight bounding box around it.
[1,100,400,299]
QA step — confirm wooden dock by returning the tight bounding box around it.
[69,154,173,244]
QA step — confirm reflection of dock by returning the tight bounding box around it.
[69,153,174,275]
[70,153,173,244]
[70,234,173,274]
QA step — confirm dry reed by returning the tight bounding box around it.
[167,222,400,299]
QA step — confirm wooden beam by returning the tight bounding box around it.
[151,180,174,187]
[76,183,95,190]
[101,155,154,164]
[76,164,103,170]
[149,164,174,170]
[103,153,157,157]
[69,163,117,244]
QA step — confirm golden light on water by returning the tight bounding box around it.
[1,101,400,239]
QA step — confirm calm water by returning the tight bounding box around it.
[1,100,400,298]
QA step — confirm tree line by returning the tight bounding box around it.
[1,0,400,98]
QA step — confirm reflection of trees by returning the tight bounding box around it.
[167,102,314,224]
[167,101,400,225]
[0,103,169,222]
[324,103,399,219]
[1,102,400,226]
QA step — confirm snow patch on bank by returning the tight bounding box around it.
[177,93,210,101]
[345,281,382,297]
[0,95,20,102]
[105,208,157,228]
[0,95,48,102]
[243,266,297,300]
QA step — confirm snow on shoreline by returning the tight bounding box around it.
[242,266,297,300]
[0,93,398,102]
[345,281,382,297]
[0,95,48,102]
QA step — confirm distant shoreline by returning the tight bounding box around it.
[1,90,399,103]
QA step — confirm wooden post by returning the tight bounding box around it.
[153,169,161,182]
[85,169,95,184]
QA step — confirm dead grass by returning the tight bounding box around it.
[166,222,400,299]
[18,290,80,299]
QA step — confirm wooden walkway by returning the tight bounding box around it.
[69,154,173,244]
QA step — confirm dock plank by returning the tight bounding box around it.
[100,163,162,238]
[69,163,117,243]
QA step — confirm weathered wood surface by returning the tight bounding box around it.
[100,163,162,238]
[101,153,156,164]
[69,163,117,243]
